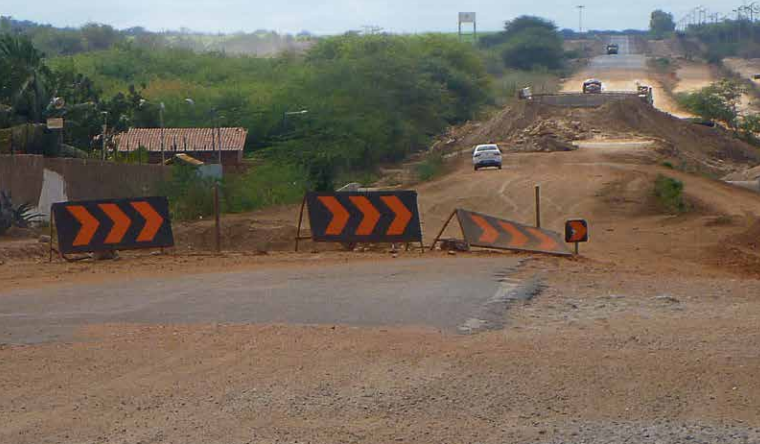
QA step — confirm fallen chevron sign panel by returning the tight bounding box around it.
[305,191,422,243]
[456,209,571,256]
[52,196,174,254]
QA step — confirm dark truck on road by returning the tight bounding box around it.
[606,44,619,55]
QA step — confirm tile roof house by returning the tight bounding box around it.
[115,127,248,165]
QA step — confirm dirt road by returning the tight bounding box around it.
[563,36,689,117]
[4,127,760,443]
[3,35,760,444]
[2,257,760,444]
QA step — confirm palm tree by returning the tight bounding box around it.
[0,34,52,123]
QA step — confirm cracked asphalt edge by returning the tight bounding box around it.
[457,272,545,334]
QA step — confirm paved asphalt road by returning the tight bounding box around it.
[0,256,524,344]
[590,35,645,72]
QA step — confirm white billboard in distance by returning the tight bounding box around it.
[459,12,476,23]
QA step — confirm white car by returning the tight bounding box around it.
[472,144,502,171]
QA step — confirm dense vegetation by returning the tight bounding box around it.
[680,19,760,62]
[0,16,309,57]
[480,16,566,71]
[1,15,572,217]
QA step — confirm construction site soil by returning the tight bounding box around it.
[445,99,760,176]
[3,47,760,443]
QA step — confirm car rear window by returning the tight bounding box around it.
[476,146,499,152]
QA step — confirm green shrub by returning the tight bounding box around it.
[675,80,744,128]
[160,162,308,220]
[415,151,445,181]
[654,175,687,213]
[159,164,216,221]
[222,162,306,213]
[649,57,672,73]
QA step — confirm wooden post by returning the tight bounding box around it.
[294,196,307,252]
[430,210,457,250]
[48,210,53,263]
[575,242,579,255]
[535,185,541,228]
[213,183,221,253]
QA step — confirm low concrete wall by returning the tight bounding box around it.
[0,155,170,220]
[533,93,641,108]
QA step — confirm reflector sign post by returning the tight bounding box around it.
[565,219,589,255]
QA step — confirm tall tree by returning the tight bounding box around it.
[81,23,121,51]
[650,10,676,40]
[0,34,52,122]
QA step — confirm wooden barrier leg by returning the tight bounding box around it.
[48,210,53,263]
[429,210,457,250]
[294,196,306,252]
[535,185,542,228]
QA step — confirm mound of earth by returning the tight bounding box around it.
[447,99,760,175]
[173,212,298,253]
[452,100,591,153]
[596,100,760,173]
[710,219,760,278]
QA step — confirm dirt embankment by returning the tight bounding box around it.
[444,99,760,176]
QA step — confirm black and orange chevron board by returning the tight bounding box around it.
[456,209,571,256]
[305,191,422,243]
[52,197,174,254]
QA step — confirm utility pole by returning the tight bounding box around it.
[101,111,108,161]
[576,5,585,34]
[159,102,165,165]
[216,112,222,166]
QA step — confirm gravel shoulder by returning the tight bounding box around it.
[2,259,759,444]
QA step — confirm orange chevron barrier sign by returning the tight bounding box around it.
[51,197,174,254]
[302,191,422,244]
[452,209,571,256]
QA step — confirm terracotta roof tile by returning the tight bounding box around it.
[115,127,247,152]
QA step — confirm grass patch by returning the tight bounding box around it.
[648,57,673,74]
[159,162,307,221]
[222,162,307,214]
[158,164,216,221]
[335,170,380,189]
[415,151,445,182]
[654,174,688,214]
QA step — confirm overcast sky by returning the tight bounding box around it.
[2,0,723,34]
